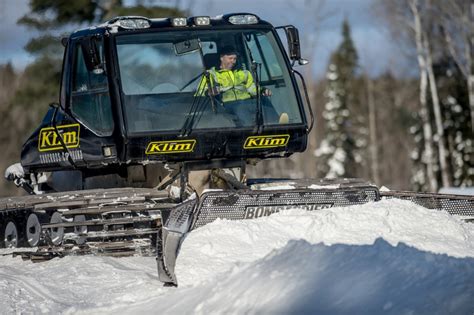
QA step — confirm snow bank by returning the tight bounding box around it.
[131,239,474,315]
[0,199,473,314]
[175,199,474,286]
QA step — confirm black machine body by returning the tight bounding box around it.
[19,14,313,192]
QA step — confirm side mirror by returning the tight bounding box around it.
[276,25,309,66]
[285,26,301,61]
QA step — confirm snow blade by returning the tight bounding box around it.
[157,184,380,286]
[381,191,474,222]
[157,199,197,285]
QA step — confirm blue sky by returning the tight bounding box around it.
[0,0,413,78]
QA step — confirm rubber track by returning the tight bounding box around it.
[0,187,177,259]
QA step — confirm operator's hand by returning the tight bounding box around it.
[262,88,272,96]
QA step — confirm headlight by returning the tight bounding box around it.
[172,17,187,27]
[113,17,151,29]
[194,16,210,26]
[228,14,258,25]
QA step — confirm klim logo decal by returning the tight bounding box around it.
[38,124,80,152]
[146,140,196,154]
[243,134,290,149]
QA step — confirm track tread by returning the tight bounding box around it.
[0,187,171,257]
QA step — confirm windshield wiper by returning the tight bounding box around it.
[253,61,263,133]
[242,34,263,134]
[179,72,205,92]
[179,78,206,137]
[180,41,219,137]
[179,72,218,137]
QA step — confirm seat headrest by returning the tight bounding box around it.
[203,53,220,69]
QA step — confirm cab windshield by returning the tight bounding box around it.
[115,28,303,134]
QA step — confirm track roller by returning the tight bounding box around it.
[74,215,87,245]
[26,213,42,247]
[48,211,64,246]
[3,220,19,248]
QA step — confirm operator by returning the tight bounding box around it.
[197,46,277,126]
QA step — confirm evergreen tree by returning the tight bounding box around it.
[435,58,473,187]
[315,20,360,178]
[410,55,474,190]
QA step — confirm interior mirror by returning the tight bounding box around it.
[81,37,102,73]
[174,39,201,55]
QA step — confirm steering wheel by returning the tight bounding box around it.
[179,72,205,92]
[151,83,179,93]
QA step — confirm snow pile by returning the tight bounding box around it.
[175,199,474,286]
[134,239,474,314]
[1,199,473,314]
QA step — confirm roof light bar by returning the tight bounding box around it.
[194,16,210,26]
[228,14,258,25]
[110,17,151,29]
[172,17,187,27]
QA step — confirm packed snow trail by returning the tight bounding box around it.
[0,199,473,314]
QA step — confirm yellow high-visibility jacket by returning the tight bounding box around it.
[197,67,257,102]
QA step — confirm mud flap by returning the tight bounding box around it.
[157,183,380,286]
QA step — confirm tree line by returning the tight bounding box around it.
[251,0,473,191]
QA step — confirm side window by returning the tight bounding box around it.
[73,47,90,92]
[71,38,113,135]
[246,33,284,82]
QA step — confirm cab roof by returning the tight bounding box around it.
[69,13,272,39]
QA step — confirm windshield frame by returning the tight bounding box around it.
[110,25,307,137]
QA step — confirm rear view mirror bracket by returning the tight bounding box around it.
[174,39,201,55]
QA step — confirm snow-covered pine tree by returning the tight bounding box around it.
[315,20,360,178]
[411,53,474,190]
[435,58,474,187]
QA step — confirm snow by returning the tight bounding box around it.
[255,184,296,190]
[308,184,340,189]
[1,199,474,314]
[379,185,391,192]
[439,187,474,196]
[4,163,24,180]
